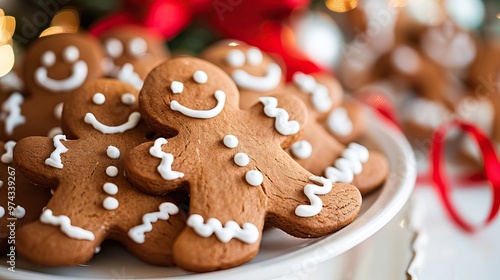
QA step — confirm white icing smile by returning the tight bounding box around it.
[226,48,282,92]
[35,46,88,92]
[84,112,141,134]
[170,90,226,119]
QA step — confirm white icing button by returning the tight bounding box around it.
[170,81,184,94]
[92,93,106,105]
[41,51,56,67]
[121,93,136,105]
[54,102,64,119]
[246,47,263,65]
[103,182,118,195]
[129,37,148,57]
[223,134,238,148]
[226,49,246,67]
[291,140,313,159]
[106,166,119,177]
[64,46,80,63]
[234,153,250,167]
[13,205,26,218]
[103,197,119,210]
[0,206,4,218]
[106,146,120,159]
[245,170,263,186]
[105,38,123,58]
[94,246,101,254]
[193,70,208,84]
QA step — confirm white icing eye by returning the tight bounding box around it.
[121,93,136,105]
[246,47,263,65]
[171,81,184,94]
[92,93,106,105]
[105,38,123,58]
[41,51,56,67]
[193,70,208,84]
[63,46,80,63]
[129,37,148,57]
[226,49,246,67]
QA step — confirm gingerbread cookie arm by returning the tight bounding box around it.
[13,136,67,188]
[265,151,362,237]
[125,138,189,195]
[245,94,308,149]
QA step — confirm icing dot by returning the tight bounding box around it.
[245,170,263,186]
[223,135,238,148]
[94,247,101,254]
[0,181,3,187]
[291,140,313,159]
[121,93,136,105]
[92,93,106,105]
[0,206,4,218]
[105,38,123,58]
[103,197,119,210]
[106,166,119,177]
[47,127,63,138]
[41,51,56,67]
[63,46,80,63]
[226,49,246,67]
[193,70,208,84]
[13,206,26,218]
[234,153,249,167]
[246,47,263,65]
[106,146,120,159]
[54,102,64,119]
[170,81,184,94]
[129,37,148,57]
[103,182,118,195]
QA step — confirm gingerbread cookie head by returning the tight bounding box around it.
[23,32,104,96]
[201,41,285,109]
[100,26,169,89]
[61,78,147,140]
[126,57,361,271]
[139,56,241,137]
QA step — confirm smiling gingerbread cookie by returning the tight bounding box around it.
[124,57,361,271]
[201,41,285,109]
[13,79,185,266]
[100,25,170,90]
[0,32,105,141]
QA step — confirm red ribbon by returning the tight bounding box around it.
[430,120,500,233]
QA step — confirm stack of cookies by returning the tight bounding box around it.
[0,29,388,272]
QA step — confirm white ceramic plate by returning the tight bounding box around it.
[0,112,416,280]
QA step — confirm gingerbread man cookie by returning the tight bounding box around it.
[100,25,170,90]
[201,41,285,109]
[0,140,52,253]
[0,32,105,141]
[125,57,362,272]
[287,72,388,195]
[13,79,185,266]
